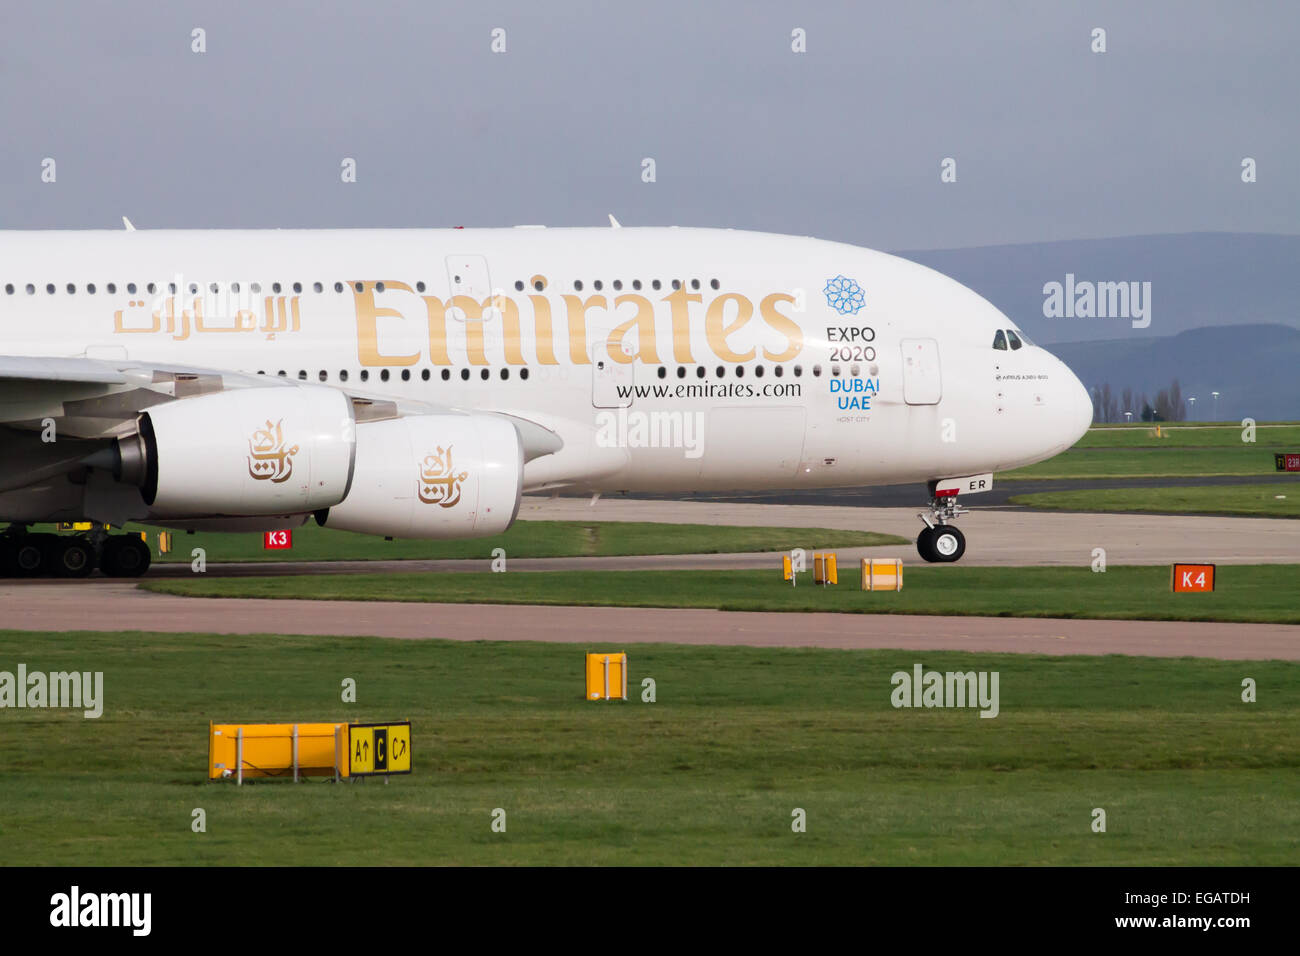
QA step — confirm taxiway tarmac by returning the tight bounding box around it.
[0,581,1295,660]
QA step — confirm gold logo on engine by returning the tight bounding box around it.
[247,419,299,484]
[418,446,469,508]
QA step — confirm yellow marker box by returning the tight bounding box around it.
[861,558,904,591]
[208,721,346,780]
[586,653,628,701]
[813,552,838,585]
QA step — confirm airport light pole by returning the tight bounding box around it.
[1212,391,1220,421]
[1188,396,1196,421]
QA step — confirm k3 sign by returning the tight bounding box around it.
[264,529,293,550]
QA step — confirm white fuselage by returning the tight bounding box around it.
[0,226,1091,500]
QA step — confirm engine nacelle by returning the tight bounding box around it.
[121,385,356,517]
[318,414,523,538]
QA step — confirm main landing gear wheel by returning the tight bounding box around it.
[51,536,95,578]
[917,525,965,563]
[101,535,152,578]
[10,536,47,577]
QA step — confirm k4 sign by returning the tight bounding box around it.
[264,529,293,550]
[1171,563,1215,593]
[348,721,412,777]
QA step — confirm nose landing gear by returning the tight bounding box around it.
[916,487,968,563]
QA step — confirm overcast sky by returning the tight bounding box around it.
[1,0,1295,249]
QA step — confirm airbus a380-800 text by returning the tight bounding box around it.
[0,224,1092,577]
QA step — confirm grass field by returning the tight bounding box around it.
[142,564,1300,624]
[0,631,1294,865]
[1075,423,1300,448]
[1009,484,1300,518]
[41,520,905,564]
[1000,422,1299,479]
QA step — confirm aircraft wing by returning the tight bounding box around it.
[0,355,131,385]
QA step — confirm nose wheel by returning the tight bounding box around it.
[917,487,969,563]
[917,525,966,563]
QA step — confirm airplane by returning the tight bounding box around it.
[0,224,1092,578]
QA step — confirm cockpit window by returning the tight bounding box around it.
[992,329,1007,350]
[1006,329,1023,350]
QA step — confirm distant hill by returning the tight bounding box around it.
[894,232,1300,346]
[1047,323,1300,422]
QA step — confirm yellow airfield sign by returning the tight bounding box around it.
[348,721,412,777]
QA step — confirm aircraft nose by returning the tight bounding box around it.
[1062,364,1093,445]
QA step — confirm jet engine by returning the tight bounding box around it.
[111,384,356,517]
[317,414,523,538]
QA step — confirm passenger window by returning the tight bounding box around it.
[992,330,1007,350]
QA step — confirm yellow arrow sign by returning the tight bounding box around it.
[347,722,412,777]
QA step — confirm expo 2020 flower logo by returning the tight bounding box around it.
[823,275,865,315]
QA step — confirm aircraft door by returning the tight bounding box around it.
[901,338,942,405]
[445,255,502,359]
